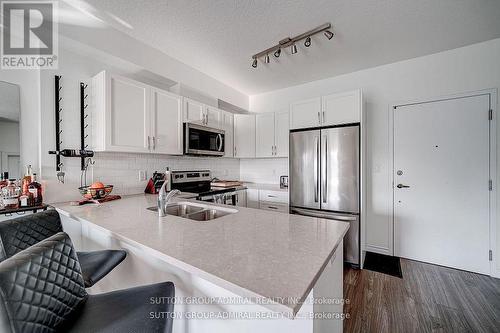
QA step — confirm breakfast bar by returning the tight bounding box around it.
[53,194,349,333]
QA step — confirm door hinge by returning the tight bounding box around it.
[489,180,493,191]
[489,250,493,261]
[489,109,493,120]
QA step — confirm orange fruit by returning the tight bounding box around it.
[90,181,105,189]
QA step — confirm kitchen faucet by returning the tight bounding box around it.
[158,180,181,217]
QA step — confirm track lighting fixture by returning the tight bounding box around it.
[304,36,311,47]
[250,23,333,69]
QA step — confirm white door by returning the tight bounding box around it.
[274,110,289,157]
[183,98,205,124]
[255,113,275,157]
[151,89,183,155]
[290,97,321,129]
[108,75,150,152]
[234,114,255,158]
[322,90,360,126]
[220,111,234,157]
[205,106,221,128]
[394,94,491,274]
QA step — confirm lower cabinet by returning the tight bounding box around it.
[235,189,247,207]
[259,202,289,213]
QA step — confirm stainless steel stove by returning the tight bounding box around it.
[171,170,238,205]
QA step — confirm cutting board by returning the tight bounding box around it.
[211,181,243,187]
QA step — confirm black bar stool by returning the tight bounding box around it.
[0,210,126,287]
[0,232,175,333]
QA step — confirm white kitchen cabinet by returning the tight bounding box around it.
[205,106,221,128]
[183,98,205,124]
[274,110,289,157]
[289,90,361,129]
[90,71,182,154]
[234,114,255,158]
[259,189,289,204]
[235,189,247,207]
[91,72,150,153]
[256,113,275,157]
[290,97,321,130]
[322,90,361,126]
[259,202,289,213]
[220,111,234,157]
[150,88,183,155]
[255,110,289,158]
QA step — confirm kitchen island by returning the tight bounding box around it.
[53,194,349,333]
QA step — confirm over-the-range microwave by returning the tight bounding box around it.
[184,123,225,156]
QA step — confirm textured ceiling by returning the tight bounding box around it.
[64,0,500,95]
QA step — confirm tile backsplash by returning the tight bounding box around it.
[43,153,240,203]
[239,158,288,184]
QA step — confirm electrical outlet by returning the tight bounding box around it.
[139,170,147,181]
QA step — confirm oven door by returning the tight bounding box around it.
[184,123,225,156]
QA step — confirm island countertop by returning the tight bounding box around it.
[53,194,349,315]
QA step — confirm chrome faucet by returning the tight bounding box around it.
[158,181,181,217]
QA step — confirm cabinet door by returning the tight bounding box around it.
[151,89,183,155]
[290,97,321,130]
[183,98,205,123]
[107,75,150,152]
[322,90,361,126]
[247,189,260,209]
[234,114,255,158]
[220,111,234,157]
[236,189,247,207]
[205,106,221,128]
[255,113,275,158]
[274,110,289,157]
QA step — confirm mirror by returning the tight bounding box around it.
[0,81,20,180]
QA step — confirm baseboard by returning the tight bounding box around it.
[365,245,391,256]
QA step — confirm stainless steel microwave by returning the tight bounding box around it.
[184,123,225,156]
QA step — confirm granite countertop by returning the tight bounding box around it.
[53,194,348,315]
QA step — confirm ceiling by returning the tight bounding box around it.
[64,0,500,95]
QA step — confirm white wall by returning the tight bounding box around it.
[39,42,240,203]
[0,121,20,153]
[250,38,500,274]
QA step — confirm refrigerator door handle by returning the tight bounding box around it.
[322,135,328,203]
[291,207,357,221]
[314,136,319,202]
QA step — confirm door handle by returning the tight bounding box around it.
[317,111,321,124]
[216,134,223,151]
[314,136,319,202]
[322,135,328,203]
[152,136,156,150]
[147,136,151,150]
[397,184,410,189]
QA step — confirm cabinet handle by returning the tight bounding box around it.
[234,146,237,156]
[267,206,278,210]
[147,136,151,150]
[322,111,325,124]
[317,111,321,124]
[152,136,156,150]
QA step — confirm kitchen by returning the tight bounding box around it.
[1,1,500,332]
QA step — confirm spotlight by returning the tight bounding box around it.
[274,48,281,57]
[324,30,334,40]
[304,36,311,47]
[291,44,297,54]
[252,58,258,68]
[264,54,270,64]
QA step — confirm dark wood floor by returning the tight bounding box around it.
[343,259,500,333]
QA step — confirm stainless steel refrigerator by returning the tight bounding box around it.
[290,124,360,266]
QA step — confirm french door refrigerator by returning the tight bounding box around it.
[290,124,360,266]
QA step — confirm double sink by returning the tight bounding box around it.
[147,202,237,221]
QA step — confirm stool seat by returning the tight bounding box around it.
[77,249,127,287]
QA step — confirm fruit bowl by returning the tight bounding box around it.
[78,185,114,200]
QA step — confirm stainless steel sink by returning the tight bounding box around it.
[147,202,236,221]
[186,209,232,221]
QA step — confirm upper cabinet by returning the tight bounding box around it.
[322,90,361,126]
[150,88,183,155]
[289,90,361,129]
[234,114,255,158]
[220,111,234,157]
[290,97,321,130]
[255,110,289,158]
[183,98,205,124]
[205,106,221,128]
[90,71,182,154]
